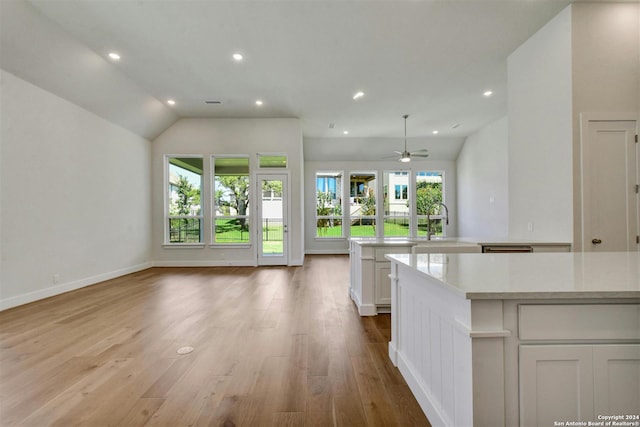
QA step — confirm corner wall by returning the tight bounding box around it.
[456,116,508,238]
[0,70,153,310]
[507,6,573,241]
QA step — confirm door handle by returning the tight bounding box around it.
[283,224,288,233]
[591,238,602,245]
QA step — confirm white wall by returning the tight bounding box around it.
[570,2,640,249]
[304,159,457,254]
[456,116,509,238]
[0,70,152,310]
[507,6,573,242]
[151,118,304,266]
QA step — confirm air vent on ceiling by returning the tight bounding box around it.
[205,100,222,104]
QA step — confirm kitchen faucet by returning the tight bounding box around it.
[426,202,449,240]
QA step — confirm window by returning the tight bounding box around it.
[394,185,408,199]
[349,172,376,237]
[213,157,250,244]
[415,171,445,238]
[167,156,203,243]
[384,171,409,237]
[316,171,343,237]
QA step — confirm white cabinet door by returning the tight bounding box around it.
[519,345,594,427]
[593,344,640,416]
[374,263,392,305]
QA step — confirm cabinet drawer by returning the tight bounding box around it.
[519,304,640,340]
[374,247,410,261]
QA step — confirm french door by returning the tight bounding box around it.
[257,174,288,265]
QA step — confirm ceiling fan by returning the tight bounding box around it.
[390,114,429,162]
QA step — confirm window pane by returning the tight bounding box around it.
[349,172,376,237]
[384,171,409,237]
[167,157,203,243]
[316,171,343,237]
[169,218,202,243]
[214,218,250,243]
[169,157,203,216]
[214,157,250,244]
[416,171,445,238]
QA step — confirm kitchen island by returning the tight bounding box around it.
[349,237,571,315]
[386,252,640,427]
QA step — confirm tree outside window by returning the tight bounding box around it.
[167,157,203,243]
[213,157,250,244]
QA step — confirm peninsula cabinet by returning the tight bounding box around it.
[385,252,640,427]
[349,238,570,316]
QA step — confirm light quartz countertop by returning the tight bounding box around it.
[350,237,570,247]
[385,252,640,300]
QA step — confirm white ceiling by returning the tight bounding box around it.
[2,0,589,159]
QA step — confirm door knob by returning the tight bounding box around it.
[591,238,602,245]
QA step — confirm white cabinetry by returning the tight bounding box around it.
[374,262,392,305]
[520,344,640,427]
[593,345,640,415]
[349,240,412,315]
[519,345,594,426]
[518,303,640,426]
[387,253,640,427]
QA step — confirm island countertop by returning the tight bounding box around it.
[385,251,640,300]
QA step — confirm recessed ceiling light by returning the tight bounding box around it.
[483,90,493,97]
[167,99,176,105]
[343,130,349,135]
[353,91,365,100]
[233,53,243,61]
[255,100,263,106]
[108,52,120,60]
[432,130,439,135]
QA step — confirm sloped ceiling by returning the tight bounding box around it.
[0,1,177,140]
[1,0,587,157]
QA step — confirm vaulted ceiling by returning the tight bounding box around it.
[1,0,587,159]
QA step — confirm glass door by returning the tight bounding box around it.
[257,174,288,265]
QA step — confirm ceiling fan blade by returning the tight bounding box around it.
[393,150,403,154]
[412,149,429,153]
[412,153,430,158]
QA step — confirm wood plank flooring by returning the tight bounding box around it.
[0,255,430,426]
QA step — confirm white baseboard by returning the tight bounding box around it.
[0,262,152,312]
[289,256,304,266]
[152,260,257,267]
[305,249,349,255]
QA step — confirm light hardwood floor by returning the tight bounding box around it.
[0,255,430,426]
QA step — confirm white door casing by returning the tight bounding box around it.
[581,115,639,251]
[257,173,289,265]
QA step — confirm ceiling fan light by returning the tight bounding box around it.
[400,155,411,163]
